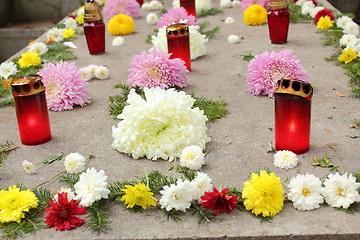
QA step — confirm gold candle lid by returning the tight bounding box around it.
[166,24,190,38]
[275,78,313,99]
[269,0,288,10]
[11,75,45,96]
[84,0,103,22]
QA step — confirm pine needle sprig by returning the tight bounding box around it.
[162,208,182,222]
[86,199,111,235]
[108,180,137,202]
[0,141,19,168]
[58,173,80,188]
[169,165,196,181]
[139,171,176,194]
[192,95,229,122]
[197,8,223,17]
[190,203,213,223]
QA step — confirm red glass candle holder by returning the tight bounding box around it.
[84,0,105,54]
[11,75,52,146]
[136,0,144,5]
[268,0,290,44]
[180,0,197,17]
[274,78,313,154]
[166,23,191,71]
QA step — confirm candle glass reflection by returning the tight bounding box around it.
[180,0,196,17]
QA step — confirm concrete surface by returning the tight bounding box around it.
[1,0,360,239]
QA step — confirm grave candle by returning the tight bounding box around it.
[83,0,105,54]
[180,0,196,17]
[267,0,290,44]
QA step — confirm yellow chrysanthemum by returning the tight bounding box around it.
[244,4,267,26]
[316,16,333,30]
[0,185,39,223]
[62,28,76,39]
[18,51,41,68]
[242,170,284,217]
[76,14,84,25]
[338,47,358,64]
[120,183,157,209]
[108,14,135,36]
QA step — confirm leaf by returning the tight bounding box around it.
[197,8,223,17]
[41,152,64,164]
[241,53,255,62]
[312,155,335,168]
[336,92,346,97]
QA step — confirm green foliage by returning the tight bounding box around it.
[86,199,112,235]
[0,141,19,168]
[58,173,80,188]
[289,4,313,22]
[169,165,196,181]
[40,152,64,164]
[190,202,214,223]
[320,28,343,47]
[145,29,159,44]
[312,154,335,168]
[199,21,220,39]
[108,180,137,202]
[197,8,223,17]
[241,53,255,62]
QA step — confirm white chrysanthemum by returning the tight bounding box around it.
[150,0,163,10]
[301,1,315,15]
[64,152,86,174]
[77,6,85,16]
[85,64,98,78]
[146,12,158,25]
[232,0,241,8]
[287,174,324,211]
[353,43,360,55]
[173,0,212,13]
[0,61,17,79]
[74,168,110,207]
[151,25,207,60]
[323,172,360,209]
[309,6,324,18]
[112,88,210,161]
[142,2,152,11]
[190,172,212,199]
[64,17,78,29]
[81,66,94,80]
[22,160,36,174]
[224,16,235,24]
[343,21,360,36]
[180,145,205,170]
[220,0,232,8]
[336,16,353,29]
[228,34,240,44]
[53,187,76,202]
[112,36,125,46]
[296,0,308,7]
[273,150,298,169]
[339,34,358,48]
[47,27,64,42]
[28,41,48,55]
[159,179,196,211]
[94,65,110,80]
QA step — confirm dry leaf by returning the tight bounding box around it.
[336,92,346,97]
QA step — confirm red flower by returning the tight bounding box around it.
[314,9,334,23]
[68,15,76,19]
[44,192,87,231]
[200,188,238,216]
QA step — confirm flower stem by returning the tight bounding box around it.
[33,170,66,190]
[327,144,344,175]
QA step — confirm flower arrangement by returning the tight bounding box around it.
[241,0,270,12]
[243,4,268,26]
[156,7,198,29]
[108,13,136,35]
[103,0,140,21]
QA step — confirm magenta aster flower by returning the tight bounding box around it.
[103,0,140,21]
[156,7,197,29]
[246,50,309,98]
[128,48,189,88]
[241,0,270,12]
[38,61,91,111]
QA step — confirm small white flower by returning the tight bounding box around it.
[295,0,307,6]
[74,168,110,207]
[112,36,125,46]
[343,21,360,36]
[28,41,48,55]
[0,61,17,79]
[309,6,324,18]
[224,17,235,24]
[22,160,36,174]
[53,187,76,202]
[64,152,86,174]
[336,16,353,29]
[227,34,240,44]
[220,0,232,8]
[273,150,298,169]
[94,65,110,80]
[323,172,360,209]
[63,42,77,49]
[77,6,85,16]
[287,174,324,210]
[301,1,315,15]
[159,179,196,211]
[64,17,78,29]
[81,66,94,80]
[146,13,158,25]
[180,145,205,170]
[190,172,212,199]
[339,34,358,48]
[47,27,64,42]
[149,0,163,10]
[231,0,241,8]
[353,43,360,55]
[142,2,152,11]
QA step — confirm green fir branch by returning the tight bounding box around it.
[162,208,182,222]
[140,171,175,194]
[289,4,313,22]
[108,180,137,202]
[199,21,220,39]
[169,165,196,181]
[86,199,112,235]
[190,203,214,223]
[58,173,81,188]
[197,8,223,17]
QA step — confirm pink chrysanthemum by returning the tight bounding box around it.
[241,0,270,12]
[128,48,189,88]
[314,9,334,23]
[38,61,91,111]
[103,0,140,21]
[156,7,197,29]
[246,50,309,98]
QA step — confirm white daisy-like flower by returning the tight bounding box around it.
[74,168,110,207]
[64,152,86,174]
[353,43,360,55]
[287,174,324,211]
[339,34,358,48]
[220,0,232,8]
[81,66,94,80]
[86,64,98,77]
[273,150,298,169]
[323,172,360,209]
[228,34,240,44]
[224,16,235,24]
[301,1,315,15]
[112,36,125,46]
[142,2,152,11]
[146,12,158,25]
[77,6,85,16]
[296,0,308,7]
[180,145,205,170]
[22,160,36,174]
[28,41,48,55]
[309,6,324,18]
[53,187,76,202]
[64,17,78,29]
[190,172,212,199]
[231,0,241,8]
[94,65,110,80]
[47,27,64,42]
[336,16,353,29]
[112,88,210,161]
[159,179,196,211]
[149,0,163,10]
[343,21,360,36]
[0,61,17,79]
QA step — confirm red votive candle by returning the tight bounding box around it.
[83,0,105,54]
[180,0,197,17]
[166,23,191,71]
[267,0,290,44]
[274,78,313,154]
[136,0,144,5]
[11,75,52,146]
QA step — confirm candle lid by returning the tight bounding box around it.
[166,23,190,38]
[275,78,313,99]
[11,75,45,96]
[269,0,288,10]
[84,0,103,22]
